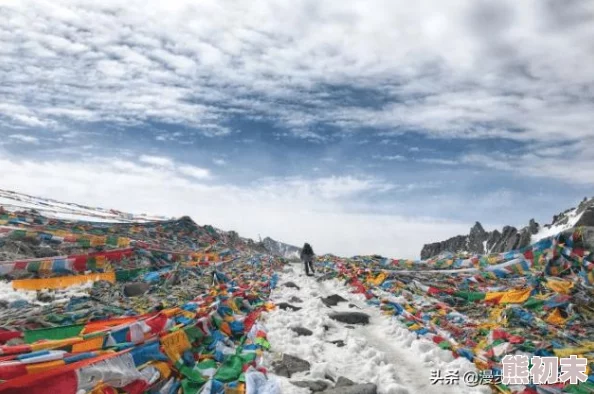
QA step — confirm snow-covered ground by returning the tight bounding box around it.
[0,280,95,306]
[261,264,491,394]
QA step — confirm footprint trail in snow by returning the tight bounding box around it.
[261,264,492,394]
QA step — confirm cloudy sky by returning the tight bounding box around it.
[1,0,593,258]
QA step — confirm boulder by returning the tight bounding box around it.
[320,294,347,307]
[123,282,150,297]
[36,291,54,303]
[278,302,301,311]
[291,327,313,336]
[290,380,330,392]
[273,354,310,377]
[335,377,356,387]
[329,312,370,325]
[34,246,60,258]
[283,282,300,290]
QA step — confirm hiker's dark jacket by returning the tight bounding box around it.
[300,244,314,262]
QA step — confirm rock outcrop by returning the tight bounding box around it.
[262,237,301,259]
[420,196,594,259]
[421,221,539,259]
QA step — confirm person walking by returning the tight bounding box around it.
[300,242,315,276]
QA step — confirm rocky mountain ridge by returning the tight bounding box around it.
[262,237,301,260]
[420,196,594,259]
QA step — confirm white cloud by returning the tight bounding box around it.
[213,158,227,166]
[138,155,211,179]
[0,0,591,151]
[373,155,406,161]
[178,165,211,180]
[462,147,594,185]
[139,155,175,168]
[418,158,459,166]
[0,151,468,258]
[8,134,39,144]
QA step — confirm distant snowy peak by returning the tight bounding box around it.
[262,237,301,260]
[0,188,173,223]
[421,196,594,259]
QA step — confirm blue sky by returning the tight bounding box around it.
[1,0,593,258]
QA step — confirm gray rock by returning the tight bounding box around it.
[34,246,60,258]
[274,364,291,378]
[329,340,345,347]
[562,227,594,250]
[329,312,370,325]
[468,221,488,253]
[335,376,356,387]
[320,294,347,307]
[316,273,334,282]
[528,218,540,234]
[278,302,301,311]
[576,205,594,227]
[36,291,54,303]
[273,354,311,377]
[486,229,501,253]
[283,282,300,290]
[580,227,594,250]
[262,237,301,259]
[490,226,520,253]
[323,383,377,394]
[0,239,35,260]
[291,327,313,336]
[517,229,533,251]
[289,296,303,303]
[123,282,150,297]
[290,380,330,392]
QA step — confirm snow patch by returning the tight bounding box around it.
[0,281,95,306]
[531,206,584,243]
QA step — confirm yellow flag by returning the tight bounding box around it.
[161,329,191,362]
